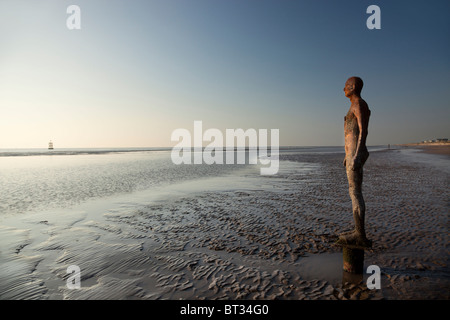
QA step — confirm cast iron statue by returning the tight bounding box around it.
[338,76,372,248]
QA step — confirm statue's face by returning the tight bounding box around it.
[343,79,355,98]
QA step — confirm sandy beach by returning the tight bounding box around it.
[401,144,450,156]
[0,147,448,300]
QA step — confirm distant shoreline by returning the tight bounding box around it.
[397,142,450,146]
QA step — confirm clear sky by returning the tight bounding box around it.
[1,0,449,148]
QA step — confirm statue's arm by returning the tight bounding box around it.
[351,103,369,170]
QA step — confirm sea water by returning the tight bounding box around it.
[0,146,387,218]
[0,148,247,217]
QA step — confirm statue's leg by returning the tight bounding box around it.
[348,167,366,238]
[338,165,371,247]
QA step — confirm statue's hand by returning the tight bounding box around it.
[350,156,362,171]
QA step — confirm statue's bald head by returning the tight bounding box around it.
[346,77,363,95]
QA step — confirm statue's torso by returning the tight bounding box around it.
[345,110,359,137]
[344,108,369,162]
[344,110,359,159]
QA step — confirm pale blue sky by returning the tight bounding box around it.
[0,0,449,148]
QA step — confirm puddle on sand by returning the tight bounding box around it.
[297,252,343,285]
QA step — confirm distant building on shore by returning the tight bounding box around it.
[420,138,448,144]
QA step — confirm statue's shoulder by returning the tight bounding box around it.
[355,97,368,107]
[353,98,370,115]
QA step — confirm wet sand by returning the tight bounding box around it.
[0,148,448,300]
[415,145,450,156]
[399,143,450,156]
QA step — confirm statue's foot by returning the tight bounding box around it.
[336,231,372,248]
[339,230,355,237]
